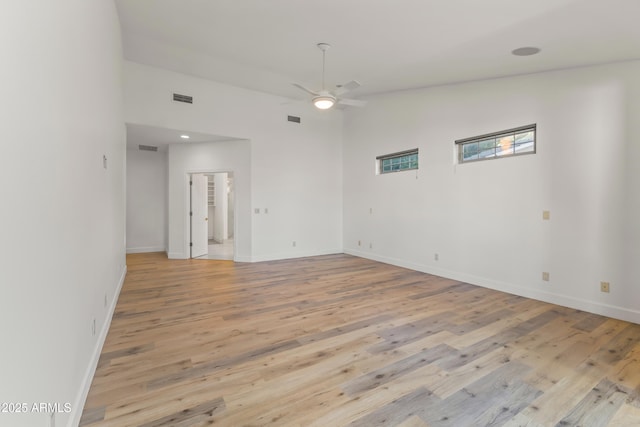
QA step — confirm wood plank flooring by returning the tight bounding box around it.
[80,253,640,426]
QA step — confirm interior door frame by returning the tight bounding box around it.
[185,169,236,260]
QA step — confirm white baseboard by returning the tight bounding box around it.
[168,249,343,263]
[126,246,165,254]
[250,248,343,263]
[344,248,640,325]
[68,264,127,427]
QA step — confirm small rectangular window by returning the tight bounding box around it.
[377,149,419,174]
[456,124,536,164]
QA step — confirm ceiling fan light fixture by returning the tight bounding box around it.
[292,43,363,110]
[313,95,336,110]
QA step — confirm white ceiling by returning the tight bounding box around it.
[126,123,240,151]
[116,0,640,101]
[118,0,640,147]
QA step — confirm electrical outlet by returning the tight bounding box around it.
[434,253,439,261]
[542,272,550,281]
[542,210,550,220]
[600,281,610,293]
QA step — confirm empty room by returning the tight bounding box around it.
[1,1,639,426]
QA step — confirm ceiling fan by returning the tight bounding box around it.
[293,43,366,110]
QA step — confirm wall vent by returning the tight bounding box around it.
[173,93,193,104]
[139,144,158,152]
[287,115,301,123]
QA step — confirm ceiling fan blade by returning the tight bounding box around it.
[292,83,319,96]
[334,80,361,95]
[338,98,367,107]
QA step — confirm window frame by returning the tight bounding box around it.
[455,124,536,164]
[376,148,419,174]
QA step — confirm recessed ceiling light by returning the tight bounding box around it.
[512,47,541,57]
[180,134,190,139]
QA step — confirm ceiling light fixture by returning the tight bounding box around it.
[292,43,366,109]
[180,134,190,139]
[511,46,541,56]
[313,94,336,110]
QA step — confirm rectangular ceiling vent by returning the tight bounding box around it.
[287,115,301,124]
[173,93,193,104]
[139,144,158,152]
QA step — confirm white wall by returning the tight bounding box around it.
[168,141,250,260]
[126,148,167,253]
[125,61,344,261]
[343,60,640,324]
[0,1,125,427]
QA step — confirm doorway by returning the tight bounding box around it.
[189,172,235,260]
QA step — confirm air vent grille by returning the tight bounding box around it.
[139,145,158,152]
[287,115,301,123]
[173,93,193,104]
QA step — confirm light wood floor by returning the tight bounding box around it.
[80,253,640,426]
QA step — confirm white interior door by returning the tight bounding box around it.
[190,174,208,258]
